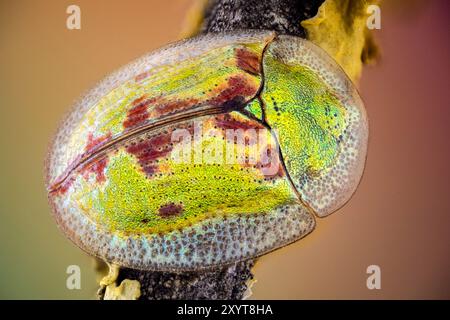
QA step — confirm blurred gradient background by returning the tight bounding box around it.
[0,0,449,299]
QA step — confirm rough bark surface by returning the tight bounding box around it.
[116,260,256,300]
[99,0,324,300]
[202,0,324,37]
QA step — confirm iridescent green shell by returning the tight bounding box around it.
[46,31,367,271]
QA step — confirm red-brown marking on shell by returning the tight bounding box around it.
[125,132,173,177]
[134,74,258,124]
[258,146,285,179]
[49,132,112,195]
[214,113,264,131]
[82,132,112,183]
[86,132,112,153]
[152,98,200,118]
[158,203,184,218]
[131,95,147,106]
[51,176,75,196]
[214,113,262,147]
[125,122,195,177]
[123,96,154,129]
[210,76,258,109]
[135,71,150,82]
[235,48,261,75]
[215,114,284,179]
[247,153,285,179]
[81,156,108,183]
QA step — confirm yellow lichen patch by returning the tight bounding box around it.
[301,0,380,82]
[99,263,120,287]
[104,279,141,300]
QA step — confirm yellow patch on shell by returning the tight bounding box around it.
[301,0,380,82]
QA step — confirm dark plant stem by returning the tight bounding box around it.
[201,0,324,37]
[117,260,256,300]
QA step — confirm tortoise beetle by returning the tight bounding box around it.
[46,31,368,271]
